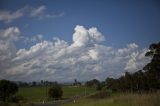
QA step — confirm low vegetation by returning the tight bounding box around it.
[48,83,63,99]
[65,92,160,106]
[0,80,18,102]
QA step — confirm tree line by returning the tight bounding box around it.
[16,80,59,87]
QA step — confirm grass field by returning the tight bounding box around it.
[17,86,96,102]
[64,92,160,106]
[2,87,160,106]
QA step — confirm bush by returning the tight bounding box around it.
[8,95,26,103]
[48,83,63,100]
[96,83,102,91]
[0,79,18,102]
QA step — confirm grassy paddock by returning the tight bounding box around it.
[17,86,96,102]
[64,92,160,106]
[63,86,95,98]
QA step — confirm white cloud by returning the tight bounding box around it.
[124,48,150,72]
[0,25,150,82]
[0,5,64,23]
[88,27,105,43]
[0,27,21,40]
[127,43,138,49]
[30,6,46,17]
[125,52,138,71]
[72,25,89,47]
[72,25,105,47]
[0,6,28,23]
[45,12,64,18]
[0,27,21,79]
[0,10,24,23]
[23,34,43,44]
[88,49,98,60]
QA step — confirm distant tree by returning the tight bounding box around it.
[45,81,49,86]
[48,83,63,99]
[32,81,37,86]
[17,81,29,87]
[85,79,100,87]
[73,79,81,86]
[0,80,18,102]
[41,80,44,86]
[74,79,77,85]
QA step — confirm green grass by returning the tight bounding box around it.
[17,86,47,102]
[16,86,160,106]
[63,86,95,98]
[64,92,160,106]
[17,86,96,102]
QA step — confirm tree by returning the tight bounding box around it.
[32,81,37,86]
[0,79,18,102]
[73,79,77,85]
[73,79,81,86]
[48,83,63,100]
[143,42,160,90]
[85,79,100,87]
[41,80,44,86]
[96,82,102,91]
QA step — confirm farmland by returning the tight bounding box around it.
[17,86,160,106]
[17,86,96,102]
[1,85,160,106]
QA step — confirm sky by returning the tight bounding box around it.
[0,0,159,82]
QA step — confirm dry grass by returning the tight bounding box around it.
[112,92,160,106]
[64,91,160,106]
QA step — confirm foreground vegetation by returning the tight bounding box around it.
[65,92,160,106]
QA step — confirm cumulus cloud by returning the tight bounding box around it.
[0,27,21,79]
[72,25,105,47]
[124,49,149,71]
[0,5,64,23]
[0,27,21,40]
[0,25,150,82]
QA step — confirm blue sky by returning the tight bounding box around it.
[0,0,159,48]
[0,0,159,82]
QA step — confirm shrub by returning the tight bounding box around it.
[0,79,18,102]
[8,95,26,103]
[48,83,63,100]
